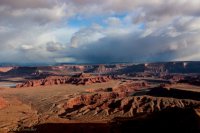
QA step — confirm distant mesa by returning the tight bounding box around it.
[1,62,200,78]
[16,73,115,88]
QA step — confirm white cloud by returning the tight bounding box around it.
[105,17,121,26]
[21,45,34,50]
[70,24,105,48]
[0,0,200,63]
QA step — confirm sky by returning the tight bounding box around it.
[0,0,200,64]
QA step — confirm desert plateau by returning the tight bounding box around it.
[0,62,199,133]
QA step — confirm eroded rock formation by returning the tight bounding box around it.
[61,94,200,119]
[16,76,70,88]
[60,85,200,120]
[16,73,114,88]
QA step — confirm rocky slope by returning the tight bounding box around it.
[60,94,200,120]
[23,107,200,133]
[59,85,200,121]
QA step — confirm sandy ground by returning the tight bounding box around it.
[0,80,120,132]
[169,83,200,92]
[0,97,38,133]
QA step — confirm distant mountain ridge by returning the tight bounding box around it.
[1,61,200,76]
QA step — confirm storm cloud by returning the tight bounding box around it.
[0,0,200,64]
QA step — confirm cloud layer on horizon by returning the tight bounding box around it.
[0,0,200,64]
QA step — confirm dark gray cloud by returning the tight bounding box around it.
[46,42,66,52]
[67,32,199,63]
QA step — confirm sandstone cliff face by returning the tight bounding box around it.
[16,74,114,88]
[68,75,113,85]
[16,76,70,88]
